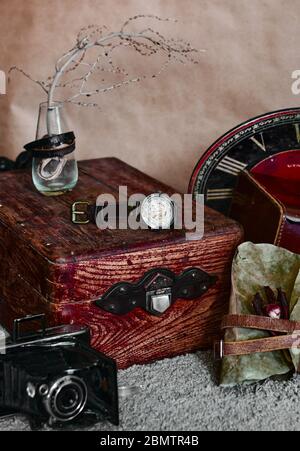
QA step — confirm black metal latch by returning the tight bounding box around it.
[95,268,217,317]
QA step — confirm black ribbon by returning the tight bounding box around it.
[24,131,76,159]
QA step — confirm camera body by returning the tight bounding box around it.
[0,315,119,429]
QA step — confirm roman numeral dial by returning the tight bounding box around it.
[189,108,300,217]
[216,156,247,176]
[295,124,300,143]
[207,188,233,201]
[250,133,267,152]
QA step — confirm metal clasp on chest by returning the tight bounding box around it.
[95,268,217,317]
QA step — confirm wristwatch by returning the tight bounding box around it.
[71,193,176,230]
[140,193,176,230]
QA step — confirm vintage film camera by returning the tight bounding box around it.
[0,315,119,429]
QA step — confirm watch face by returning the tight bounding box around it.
[189,108,300,216]
[141,194,174,230]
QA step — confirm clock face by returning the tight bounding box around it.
[141,193,174,230]
[188,108,300,216]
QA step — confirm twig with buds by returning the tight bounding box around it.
[9,15,201,111]
[8,15,201,180]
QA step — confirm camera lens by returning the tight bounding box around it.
[56,387,81,413]
[44,376,87,422]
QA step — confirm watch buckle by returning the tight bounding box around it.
[71,201,91,224]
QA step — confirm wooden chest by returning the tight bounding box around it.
[0,158,243,368]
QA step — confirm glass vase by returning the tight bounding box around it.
[32,102,78,196]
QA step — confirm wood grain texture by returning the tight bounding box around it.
[0,158,243,368]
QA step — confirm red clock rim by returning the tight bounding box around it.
[188,107,300,195]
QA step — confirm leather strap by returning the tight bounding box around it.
[24,132,75,159]
[221,314,300,334]
[222,334,300,357]
[217,314,300,358]
[71,202,137,225]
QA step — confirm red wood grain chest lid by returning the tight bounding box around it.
[0,158,243,367]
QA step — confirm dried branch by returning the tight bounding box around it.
[8,66,49,94]
[9,15,203,116]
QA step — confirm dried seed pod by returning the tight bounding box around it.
[264,286,277,305]
[252,293,265,316]
[277,288,289,320]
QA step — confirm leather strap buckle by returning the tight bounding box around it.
[71,202,91,225]
[214,340,224,361]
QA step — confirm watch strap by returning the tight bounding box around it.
[71,202,136,225]
[89,204,136,223]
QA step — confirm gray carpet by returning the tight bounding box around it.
[1,351,300,431]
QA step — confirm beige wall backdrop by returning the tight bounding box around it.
[0,0,299,192]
